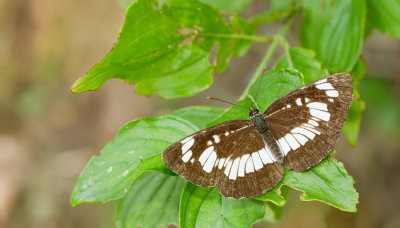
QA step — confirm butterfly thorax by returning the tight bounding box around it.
[249,107,268,133]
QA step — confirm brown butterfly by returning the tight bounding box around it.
[163,73,353,198]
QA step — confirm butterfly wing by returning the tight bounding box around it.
[162,120,283,198]
[263,73,353,171]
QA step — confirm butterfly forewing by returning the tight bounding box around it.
[162,120,283,198]
[263,73,353,171]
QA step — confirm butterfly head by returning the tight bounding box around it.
[249,106,261,118]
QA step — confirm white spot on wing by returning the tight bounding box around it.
[278,138,291,155]
[326,90,339,97]
[315,78,327,84]
[224,132,229,136]
[229,158,240,180]
[316,83,334,90]
[291,127,315,139]
[214,159,219,167]
[218,158,225,169]
[207,140,212,146]
[307,102,328,111]
[310,109,331,121]
[245,157,255,173]
[292,133,308,145]
[182,138,195,154]
[182,150,192,162]
[181,136,193,144]
[258,148,273,164]
[203,151,217,173]
[284,134,300,150]
[199,146,214,165]
[305,98,310,103]
[301,124,321,135]
[308,119,319,126]
[191,158,195,163]
[238,154,250,177]
[213,135,220,143]
[252,152,263,170]
[287,104,291,108]
[296,98,302,106]
[329,98,334,103]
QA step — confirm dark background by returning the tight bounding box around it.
[1,0,399,227]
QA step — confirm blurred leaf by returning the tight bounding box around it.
[249,0,298,28]
[359,76,400,136]
[115,172,186,228]
[366,0,400,38]
[171,106,225,129]
[70,115,198,206]
[351,58,366,93]
[180,182,265,228]
[230,15,255,57]
[274,47,329,83]
[301,0,366,72]
[71,0,253,99]
[343,100,366,146]
[199,0,252,12]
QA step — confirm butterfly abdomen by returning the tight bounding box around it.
[262,130,284,163]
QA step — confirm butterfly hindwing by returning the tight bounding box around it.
[162,120,283,198]
[263,73,353,171]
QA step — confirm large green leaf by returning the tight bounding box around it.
[180,182,265,228]
[199,0,252,12]
[71,0,254,99]
[274,47,329,83]
[249,0,299,29]
[301,0,366,72]
[367,0,400,38]
[115,172,186,228]
[171,106,225,129]
[70,115,198,206]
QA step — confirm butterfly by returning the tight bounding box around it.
[162,73,353,199]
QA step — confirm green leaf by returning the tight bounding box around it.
[180,182,265,228]
[199,0,252,12]
[367,0,400,38]
[342,100,366,146]
[115,172,186,228]
[249,0,298,28]
[285,155,358,211]
[70,115,198,206]
[301,0,366,72]
[71,0,253,99]
[172,106,225,129]
[274,47,329,84]
[249,69,304,112]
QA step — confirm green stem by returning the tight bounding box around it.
[201,33,272,42]
[279,36,293,69]
[240,23,290,99]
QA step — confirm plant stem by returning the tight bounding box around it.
[279,36,293,68]
[201,33,272,42]
[240,23,290,99]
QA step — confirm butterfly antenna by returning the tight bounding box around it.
[254,66,268,102]
[206,97,248,110]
